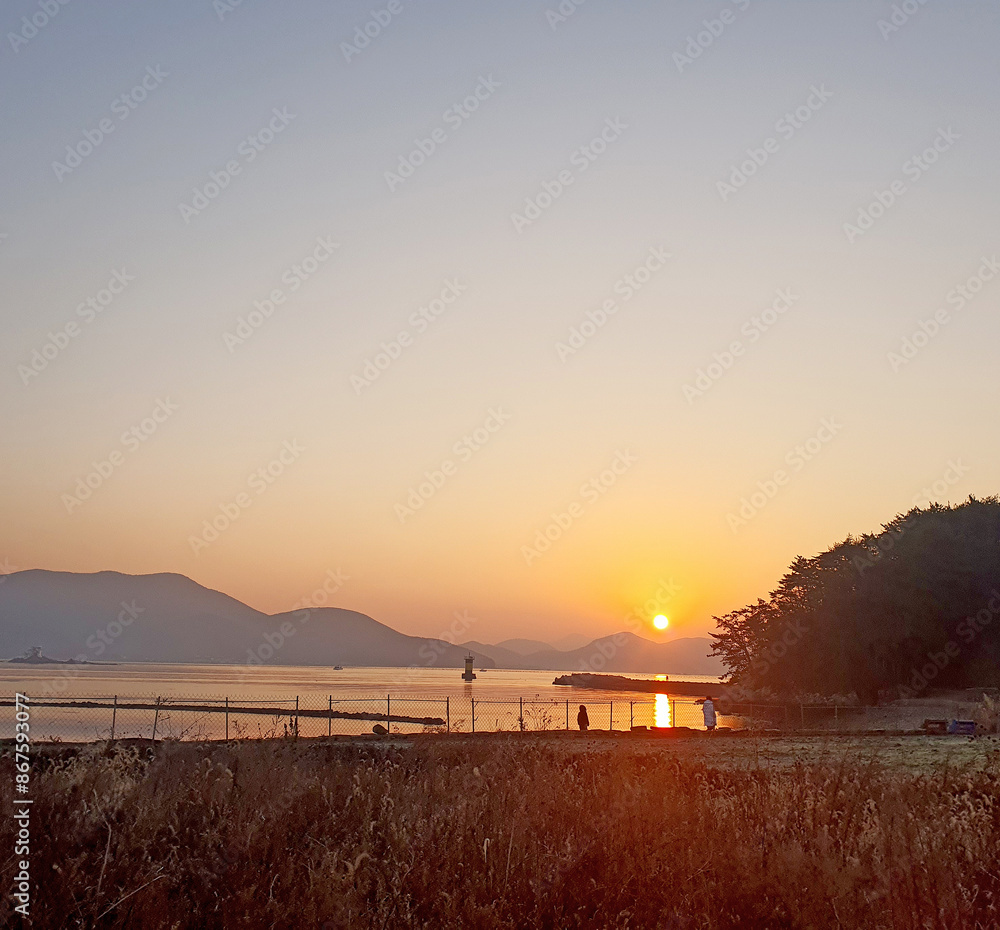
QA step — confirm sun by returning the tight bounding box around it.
[653,614,669,630]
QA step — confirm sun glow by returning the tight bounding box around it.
[653,614,669,630]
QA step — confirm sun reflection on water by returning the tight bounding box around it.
[654,693,672,728]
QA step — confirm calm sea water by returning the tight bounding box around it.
[0,662,722,701]
[0,663,723,739]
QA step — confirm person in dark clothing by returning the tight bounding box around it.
[577,704,589,731]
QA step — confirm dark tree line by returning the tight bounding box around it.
[710,496,1000,702]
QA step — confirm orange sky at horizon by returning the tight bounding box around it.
[4,471,982,645]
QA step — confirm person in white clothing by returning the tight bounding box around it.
[702,697,716,731]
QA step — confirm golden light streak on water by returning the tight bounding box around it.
[654,693,672,728]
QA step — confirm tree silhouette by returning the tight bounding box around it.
[711,496,1000,701]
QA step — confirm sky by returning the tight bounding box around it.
[2,0,998,646]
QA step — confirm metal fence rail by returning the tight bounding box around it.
[0,695,868,743]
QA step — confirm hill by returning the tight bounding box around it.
[472,633,722,675]
[459,641,527,667]
[0,570,721,674]
[0,570,487,670]
[495,638,553,655]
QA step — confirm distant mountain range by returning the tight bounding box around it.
[0,571,723,676]
[461,635,722,675]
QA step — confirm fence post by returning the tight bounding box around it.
[671,699,676,729]
[111,694,117,741]
[386,694,390,732]
[471,697,475,734]
[519,697,523,731]
[328,695,332,737]
[610,700,613,731]
[294,696,299,737]
[225,697,229,742]
[630,701,633,730]
[565,700,569,730]
[446,696,450,733]
[151,696,160,741]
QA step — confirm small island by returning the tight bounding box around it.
[3,646,100,665]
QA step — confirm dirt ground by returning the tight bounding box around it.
[15,728,999,777]
[336,728,1000,774]
[797,695,985,732]
[615,731,1000,773]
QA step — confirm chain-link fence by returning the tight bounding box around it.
[0,695,871,742]
[0,695,451,742]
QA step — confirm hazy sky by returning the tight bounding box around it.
[2,0,998,645]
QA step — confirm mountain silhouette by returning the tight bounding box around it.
[0,570,721,674]
[0,570,486,669]
[466,632,722,675]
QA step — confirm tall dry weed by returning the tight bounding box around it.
[2,738,999,928]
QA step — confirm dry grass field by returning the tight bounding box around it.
[3,733,999,929]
